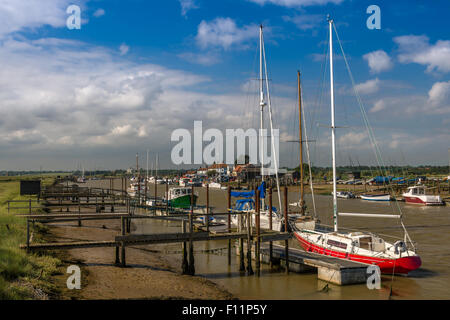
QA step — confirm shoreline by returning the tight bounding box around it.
[47,217,236,300]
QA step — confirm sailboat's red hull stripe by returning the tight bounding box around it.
[294,233,421,274]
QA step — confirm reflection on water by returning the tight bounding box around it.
[88,179,450,299]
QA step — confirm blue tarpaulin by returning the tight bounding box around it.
[230,182,265,199]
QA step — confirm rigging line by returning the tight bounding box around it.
[332,23,414,249]
[262,31,283,219]
[301,82,317,218]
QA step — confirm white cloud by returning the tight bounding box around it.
[179,0,198,17]
[427,81,450,113]
[0,0,81,37]
[354,78,380,95]
[93,8,105,17]
[394,35,450,73]
[119,43,129,55]
[282,14,323,30]
[370,100,386,113]
[196,17,257,50]
[178,51,220,66]
[363,50,393,74]
[248,0,343,7]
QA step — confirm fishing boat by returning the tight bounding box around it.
[293,17,421,275]
[333,191,355,199]
[402,185,444,206]
[209,182,222,189]
[167,187,198,208]
[360,193,391,201]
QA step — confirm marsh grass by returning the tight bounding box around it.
[0,177,61,299]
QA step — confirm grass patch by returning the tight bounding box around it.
[0,177,62,300]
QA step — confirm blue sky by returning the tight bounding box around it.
[0,0,449,170]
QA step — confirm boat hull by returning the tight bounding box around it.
[170,194,198,208]
[360,194,391,201]
[294,232,421,274]
[403,195,444,206]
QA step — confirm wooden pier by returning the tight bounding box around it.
[18,180,373,285]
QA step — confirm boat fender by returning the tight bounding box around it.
[394,241,407,255]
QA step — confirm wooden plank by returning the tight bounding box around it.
[20,240,117,250]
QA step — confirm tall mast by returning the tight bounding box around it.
[146,149,149,179]
[259,25,265,182]
[329,17,338,232]
[298,71,305,213]
[156,154,159,178]
[136,153,139,175]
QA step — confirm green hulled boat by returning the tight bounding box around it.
[168,187,198,208]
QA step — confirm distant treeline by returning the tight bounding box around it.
[0,165,448,179]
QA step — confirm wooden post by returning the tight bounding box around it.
[165,179,169,215]
[188,185,195,275]
[255,187,260,276]
[246,210,253,275]
[29,199,32,215]
[206,183,210,232]
[269,187,273,268]
[284,186,289,273]
[121,216,126,267]
[227,186,231,266]
[181,220,188,274]
[239,214,245,271]
[78,197,81,227]
[26,219,30,250]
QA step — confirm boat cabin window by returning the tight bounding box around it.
[418,188,425,195]
[358,236,372,250]
[327,239,347,250]
[358,236,385,252]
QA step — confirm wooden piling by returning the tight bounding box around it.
[26,219,30,250]
[206,183,210,232]
[239,214,245,271]
[246,209,253,275]
[284,186,289,273]
[269,187,273,268]
[165,179,169,215]
[181,220,188,274]
[227,186,231,265]
[78,197,81,227]
[188,185,195,275]
[121,216,126,267]
[255,187,261,276]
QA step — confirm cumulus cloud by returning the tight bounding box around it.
[196,17,257,50]
[178,51,220,66]
[248,0,343,7]
[179,0,198,17]
[370,100,386,113]
[427,81,450,113]
[93,8,105,17]
[119,43,129,55]
[282,14,323,31]
[394,35,450,73]
[0,0,78,37]
[354,78,380,95]
[363,50,393,74]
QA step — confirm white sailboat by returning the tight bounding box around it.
[293,17,421,275]
[230,25,301,232]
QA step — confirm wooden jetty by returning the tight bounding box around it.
[18,179,372,285]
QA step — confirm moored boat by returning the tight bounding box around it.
[168,187,198,208]
[293,17,421,275]
[402,185,444,206]
[360,193,391,201]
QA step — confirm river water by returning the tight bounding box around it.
[86,179,450,299]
